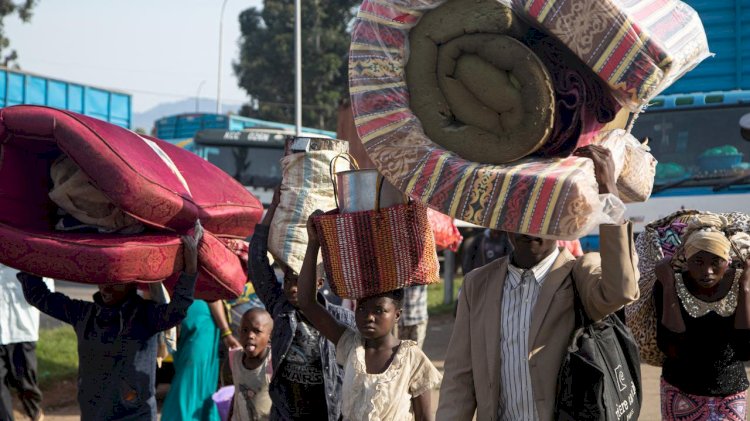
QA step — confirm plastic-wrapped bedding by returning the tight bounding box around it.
[404,0,624,164]
[513,0,710,111]
[0,105,263,300]
[349,0,699,238]
[351,0,614,239]
[405,0,556,164]
[523,29,622,158]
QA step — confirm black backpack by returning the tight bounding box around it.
[555,280,642,421]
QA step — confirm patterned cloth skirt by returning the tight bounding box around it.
[661,378,747,421]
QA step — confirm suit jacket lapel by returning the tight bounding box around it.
[483,258,507,405]
[528,249,576,350]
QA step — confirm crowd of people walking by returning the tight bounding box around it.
[1,141,746,421]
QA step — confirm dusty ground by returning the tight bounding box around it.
[14,312,746,420]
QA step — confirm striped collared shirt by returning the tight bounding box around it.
[498,248,560,421]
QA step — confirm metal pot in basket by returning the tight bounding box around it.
[330,154,408,213]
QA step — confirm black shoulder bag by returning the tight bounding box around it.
[554,280,642,421]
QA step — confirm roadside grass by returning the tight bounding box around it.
[36,325,78,388]
[427,275,463,316]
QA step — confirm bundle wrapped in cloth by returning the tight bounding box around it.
[268,138,351,274]
[348,0,705,238]
[0,105,263,300]
[593,129,657,203]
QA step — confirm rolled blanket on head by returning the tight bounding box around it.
[349,0,625,239]
[348,0,704,238]
[406,0,555,164]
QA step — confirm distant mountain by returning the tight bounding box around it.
[133,98,242,133]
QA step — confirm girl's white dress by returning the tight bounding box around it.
[336,328,442,421]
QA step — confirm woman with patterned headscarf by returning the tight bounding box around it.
[654,215,750,421]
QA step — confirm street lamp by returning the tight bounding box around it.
[295,0,302,136]
[196,80,206,112]
[216,0,229,115]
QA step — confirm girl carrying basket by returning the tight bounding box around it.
[296,212,442,421]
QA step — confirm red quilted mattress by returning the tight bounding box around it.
[0,105,263,300]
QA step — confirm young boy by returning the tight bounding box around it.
[249,188,354,421]
[15,223,203,421]
[229,308,273,421]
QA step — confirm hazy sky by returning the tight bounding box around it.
[7,0,264,113]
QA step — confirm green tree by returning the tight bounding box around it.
[233,0,358,131]
[1,0,38,67]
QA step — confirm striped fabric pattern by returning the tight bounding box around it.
[313,202,440,299]
[268,146,350,274]
[499,248,560,420]
[348,0,607,240]
[520,0,709,110]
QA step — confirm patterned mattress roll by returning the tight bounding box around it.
[406,0,555,164]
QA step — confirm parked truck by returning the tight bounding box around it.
[154,112,334,143]
[0,67,132,128]
[579,0,750,250]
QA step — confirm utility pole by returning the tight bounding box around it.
[216,0,229,114]
[294,0,302,136]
